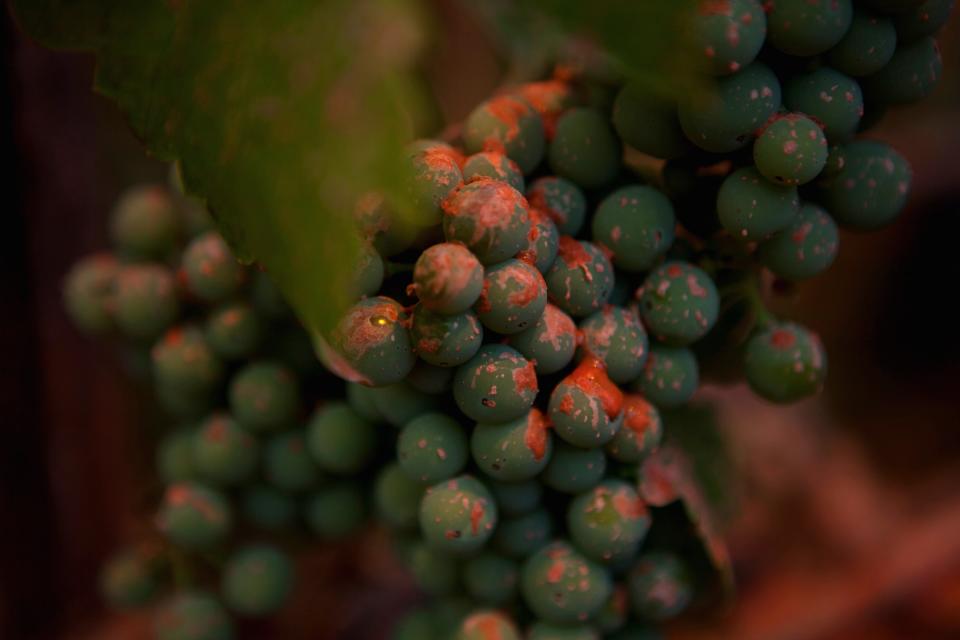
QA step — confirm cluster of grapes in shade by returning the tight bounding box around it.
[324,0,951,637]
[65,178,397,640]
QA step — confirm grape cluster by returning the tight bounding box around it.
[67,0,951,637]
[66,174,386,639]
[321,2,951,637]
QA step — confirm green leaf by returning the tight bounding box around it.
[639,403,737,597]
[10,0,430,334]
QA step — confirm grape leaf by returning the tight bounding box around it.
[10,0,429,333]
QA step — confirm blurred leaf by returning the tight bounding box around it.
[500,0,706,99]
[10,0,430,333]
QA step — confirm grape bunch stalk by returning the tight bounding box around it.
[323,0,953,637]
[62,0,953,638]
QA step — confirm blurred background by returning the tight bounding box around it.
[2,2,959,639]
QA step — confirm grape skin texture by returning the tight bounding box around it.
[745,322,828,403]
[638,262,720,345]
[527,176,587,235]
[549,108,622,189]
[591,185,676,273]
[471,409,553,482]
[463,95,546,174]
[759,204,839,280]
[398,412,469,484]
[633,344,700,409]
[828,8,897,77]
[452,345,538,423]
[784,67,864,141]
[628,551,694,621]
[692,0,767,76]
[567,480,651,565]
[157,482,232,550]
[753,114,829,186]
[419,475,498,555]
[767,0,853,56]
[818,140,911,230]
[306,402,377,475]
[542,442,607,494]
[520,541,612,624]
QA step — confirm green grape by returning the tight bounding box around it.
[862,36,943,105]
[442,179,532,265]
[354,190,417,258]
[520,541,612,624]
[463,151,525,191]
[154,591,235,640]
[767,0,853,56]
[63,253,118,335]
[753,114,829,186]
[398,412,469,484]
[520,207,560,274]
[326,296,415,386]
[346,382,383,422]
[114,263,180,340]
[818,140,911,230]
[352,243,385,299]
[744,322,827,403]
[205,302,262,361]
[548,358,623,449]
[303,483,366,538]
[192,413,259,486]
[393,607,437,640]
[99,546,160,608]
[633,344,700,409]
[412,242,485,315]
[452,345,538,423]
[567,480,651,564]
[548,108,622,189]
[692,0,768,75]
[156,482,232,550]
[716,166,800,241]
[488,479,542,517]
[545,239,615,318]
[591,185,676,273]
[221,545,294,617]
[579,307,650,384]
[408,542,462,596]
[181,231,244,303]
[263,430,320,492]
[411,305,484,367]
[463,94,546,174]
[494,508,554,559]
[678,62,781,153]
[110,184,180,261]
[471,408,553,482]
[455,611,521,640]
[828,8,897,76]
[508,303,578,375]
[240,484,297,531]
[542,442,607,494]
[527,176,587,236]
[627,551,694,621]
[475,259,548,334]
[408,140,464,225]
[152,326,224,398]
[228,361,300,431]
[605,395,663,464]
[306,402,377,474]
[784,67,863,141]
[595,585,629,634]
[249,270,290,321]
[463,552,519,606]
[758,203,839,280]
[638,262,720,344]
[894,0,955,43]
[528,623,600,640]
[370,381,439,427]
[374,463,424,530]
[157,428,197,482]
[419,475,498,555]
[611,82,688,158]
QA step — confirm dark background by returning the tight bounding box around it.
[2,4,960,639]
